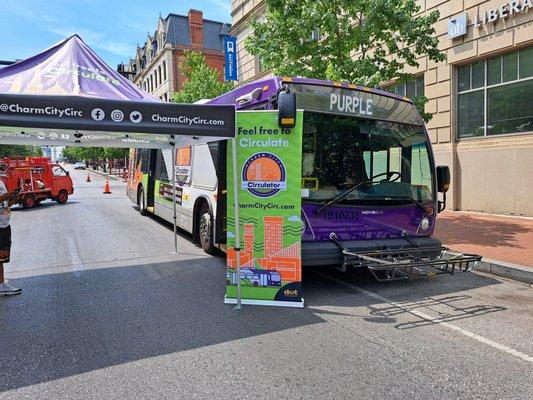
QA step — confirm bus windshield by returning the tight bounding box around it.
[302,112,434,204]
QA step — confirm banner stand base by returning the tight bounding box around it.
[224,295,304,309]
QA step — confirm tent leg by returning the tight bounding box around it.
[172,140,178,254]
[231,138,242,310]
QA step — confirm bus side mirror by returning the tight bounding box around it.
[436,165,450,193]
[436,165,450,213]
[278,91,296,128]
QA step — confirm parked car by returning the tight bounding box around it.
[73,162,86,170]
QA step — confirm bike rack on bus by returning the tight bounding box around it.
[330,234,481,282]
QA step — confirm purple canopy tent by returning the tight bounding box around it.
[0,35,238,256]
[0,34,157,102]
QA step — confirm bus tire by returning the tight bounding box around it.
[138,186,148,216]
[56,190,68,204]
[199,203,216,255]
[22,194,36,209]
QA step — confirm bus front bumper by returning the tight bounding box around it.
[302,237,443,267]
[302,236,481,281]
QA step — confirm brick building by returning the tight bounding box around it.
[230,0,533,216]
[118,9,231,101]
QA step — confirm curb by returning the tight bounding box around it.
[474,258,533,285]
[88,169,125,182]
[449,251,533,285]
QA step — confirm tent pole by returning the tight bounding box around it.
[172,139,178,254]
[231,137,242,310]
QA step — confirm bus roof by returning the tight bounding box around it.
[208,76,423,126]
[208,76,414,107]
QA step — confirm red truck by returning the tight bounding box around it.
[0,157,74,209]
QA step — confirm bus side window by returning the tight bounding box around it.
[192,144,217,189]
[155,150,168,181]
[139,149,150,174]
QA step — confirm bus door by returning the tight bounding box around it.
[146,149,158,209]
[213,141,227,244]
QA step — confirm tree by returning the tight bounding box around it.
[104,148,129,160]
[172,51,234,104]
[0,145,42,158]
[245,0,445,120]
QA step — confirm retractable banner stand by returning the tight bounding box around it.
[225,110,304,308]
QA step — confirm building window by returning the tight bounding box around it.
[457,46,532,138]
[158,65,162,86]
[385,76,425,98]
[163,61,167,81]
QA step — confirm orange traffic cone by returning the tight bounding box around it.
[86,173,91,182]
[103,178,111,194]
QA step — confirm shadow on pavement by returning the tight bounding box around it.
[0,254,507,393]
[11,201,80,212]
[0,258,324,393]
[302,266,506,330]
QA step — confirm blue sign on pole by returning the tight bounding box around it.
[223,36,237,81]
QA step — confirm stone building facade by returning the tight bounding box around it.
[119,9,230,102]
[230,0,533,216]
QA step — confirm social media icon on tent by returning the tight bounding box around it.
[111,109,124,122]
[91,108,105,121]
[129,111,142,123]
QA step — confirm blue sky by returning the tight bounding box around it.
[0,0,231,68]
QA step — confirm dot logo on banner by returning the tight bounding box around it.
[111,110,124,122]
[129,111,142,123]
[91,108,105,121]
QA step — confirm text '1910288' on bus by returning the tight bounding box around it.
[126,76,480,284]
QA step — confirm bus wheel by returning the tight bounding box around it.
[138,187,148,216]
[199,203,216,255]
[23,195,36,209]
[56,190,68,204]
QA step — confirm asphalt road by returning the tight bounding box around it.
[0,165,531,400]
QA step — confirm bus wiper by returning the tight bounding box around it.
[314,179,369,215]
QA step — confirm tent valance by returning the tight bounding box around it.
[0,93,235,148]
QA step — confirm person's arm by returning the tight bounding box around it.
[1,191,19,206]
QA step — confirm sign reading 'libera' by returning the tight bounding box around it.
[474,0,532,28]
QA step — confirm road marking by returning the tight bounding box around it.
[317,272,533,364]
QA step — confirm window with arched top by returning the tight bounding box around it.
[163,61,167,82]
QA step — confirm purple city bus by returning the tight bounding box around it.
[129,76,479,282]
[208,77,480,281]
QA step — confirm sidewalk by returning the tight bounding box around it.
[89,168,126,181]
[434,211,533,283]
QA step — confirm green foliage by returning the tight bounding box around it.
[172,51,234,104]
[245,0,446,120]
[63,147,127,162]
[104,148,129,159]
[0,145,42,158]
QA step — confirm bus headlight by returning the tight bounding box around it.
[420,216,431,231]
[301,216,307,234]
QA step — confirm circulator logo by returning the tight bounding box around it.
[241,152,286,198]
